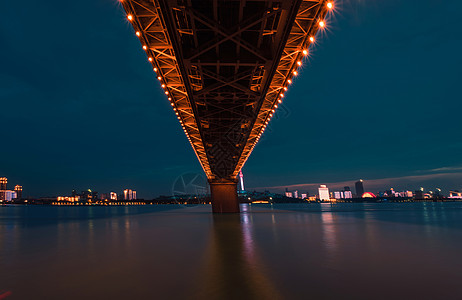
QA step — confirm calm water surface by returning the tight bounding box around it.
[1,203,462,299]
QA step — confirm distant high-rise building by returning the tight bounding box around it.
[14,185,22,199]
[0,177,7,190]
[355,180,364,197]
[318,185,330,201]
[294,190,299,198]
[124,189,137,200]
[110,192,118,201]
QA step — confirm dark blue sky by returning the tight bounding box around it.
[1,0,461,198]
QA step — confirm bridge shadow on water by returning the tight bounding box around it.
[193,210,282,300]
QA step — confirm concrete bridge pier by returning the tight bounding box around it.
[210,180,240,213]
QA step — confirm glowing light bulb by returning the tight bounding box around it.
[278,99,282,103]
[283,87,287,91]
[148,57,153,62]
[161,84,165,88]
[143,45,147,50]
[157,76,162,80]
[327,2,333,9]
[293,71,298,76]
[280,93,284,97]
[136,31,140,36]
[288,79,292,84]
[319,20,325,27]
[165,91,169,95]
[309,36,315,43]
[153,67,158,72]
[127,15,133,21]
[302,49,308,55]
[297,61,302,66]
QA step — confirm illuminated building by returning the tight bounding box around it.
[344,190,353,199]
[285,191,293,198]
[318,185,330,201]
[0,190,17,202]
[0,177,7,190]
[355,180,364,197]
[333,191,344,199]
[110,192,118,201]
[449,191,462,199]
[294,190,299,198]
[362,192,376,198]
[124,189,137,200]
[57,196,79,202]
[14,185,22,199]
[77,189,98,202]
[301,193,307,199]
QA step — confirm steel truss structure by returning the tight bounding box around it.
[121,0,331,182]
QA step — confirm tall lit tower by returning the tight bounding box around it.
[14,185,23,199]
[355,180,365,197]
[0,177,7,190]
[239,171,245,192]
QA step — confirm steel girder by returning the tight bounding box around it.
[121,0,330,181]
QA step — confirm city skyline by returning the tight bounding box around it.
[0,0,461,198]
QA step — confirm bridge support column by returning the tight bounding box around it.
[210,180,240,213]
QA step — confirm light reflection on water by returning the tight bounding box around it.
[1,203,462,299]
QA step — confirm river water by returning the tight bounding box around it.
[1,203,462,299]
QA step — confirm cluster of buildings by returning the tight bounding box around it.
[57,189,137,203]
[284,179,461,202]
[285,180,363,201]
[0,177,23,202]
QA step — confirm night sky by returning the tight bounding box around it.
[1,0,461,198]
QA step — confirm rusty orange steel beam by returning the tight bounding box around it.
[120,0,335,181]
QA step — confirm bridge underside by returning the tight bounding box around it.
[122,0,330,212]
